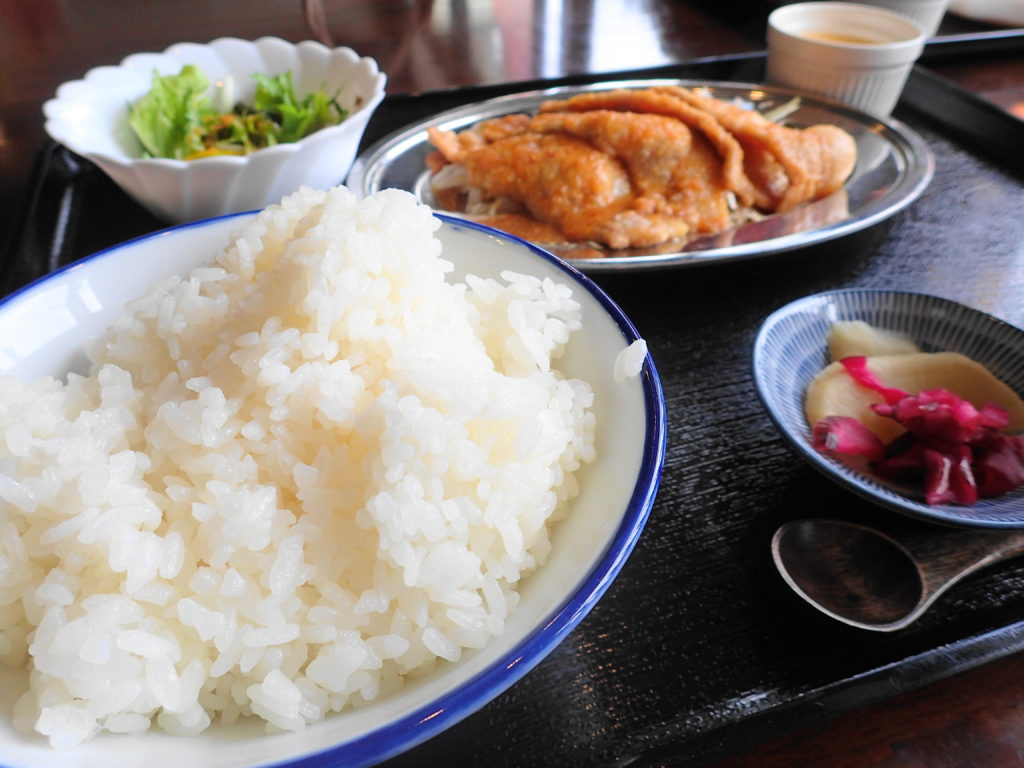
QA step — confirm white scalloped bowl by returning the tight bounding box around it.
[43,37,386,223]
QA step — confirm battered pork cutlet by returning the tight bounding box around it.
[425,86,858,251]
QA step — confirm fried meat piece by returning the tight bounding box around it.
[651,86,858,210]
[426,85,858,250]
[462,130,691,248]
[426,115,532,168]
[528,111,732,234]
[538,88,758,208]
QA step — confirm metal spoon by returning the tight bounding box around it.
[772,518,1024,632]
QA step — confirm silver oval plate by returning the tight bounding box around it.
[348,79,934,272]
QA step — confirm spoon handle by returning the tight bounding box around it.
[887,526,1024,594]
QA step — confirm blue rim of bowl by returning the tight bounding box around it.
[0,212,667,767]
[752,288,1024,529]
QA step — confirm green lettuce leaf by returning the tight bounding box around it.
[128,65,212,159]
[252,72,346,144]
[128,66,347,160]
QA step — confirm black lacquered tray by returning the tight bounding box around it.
[4,50,1024,767]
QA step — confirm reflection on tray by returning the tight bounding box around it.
[672,188,851,254]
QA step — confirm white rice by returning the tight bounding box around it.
[614,340,648,382]
[0,186,601,747]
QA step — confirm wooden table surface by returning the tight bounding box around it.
[2,1,1024,766]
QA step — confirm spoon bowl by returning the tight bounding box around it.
[773,518,1024,631]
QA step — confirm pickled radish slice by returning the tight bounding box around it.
[805,351,1024,445]
[839,356,908,405]
[811,358,1024,505]
[812,416,886,462]
[975,433,1024,497]
[873,388,1001,444]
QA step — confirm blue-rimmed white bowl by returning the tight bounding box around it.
[0,212,666,767]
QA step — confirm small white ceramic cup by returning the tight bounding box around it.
[853,0,950,37]
[766,2,926,117]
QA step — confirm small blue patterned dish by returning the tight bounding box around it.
[753,289,1024,528]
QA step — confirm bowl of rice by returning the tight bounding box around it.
[0,186,665,767]
[43,37,386,224]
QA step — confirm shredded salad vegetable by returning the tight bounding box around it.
[128,65,348,160]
